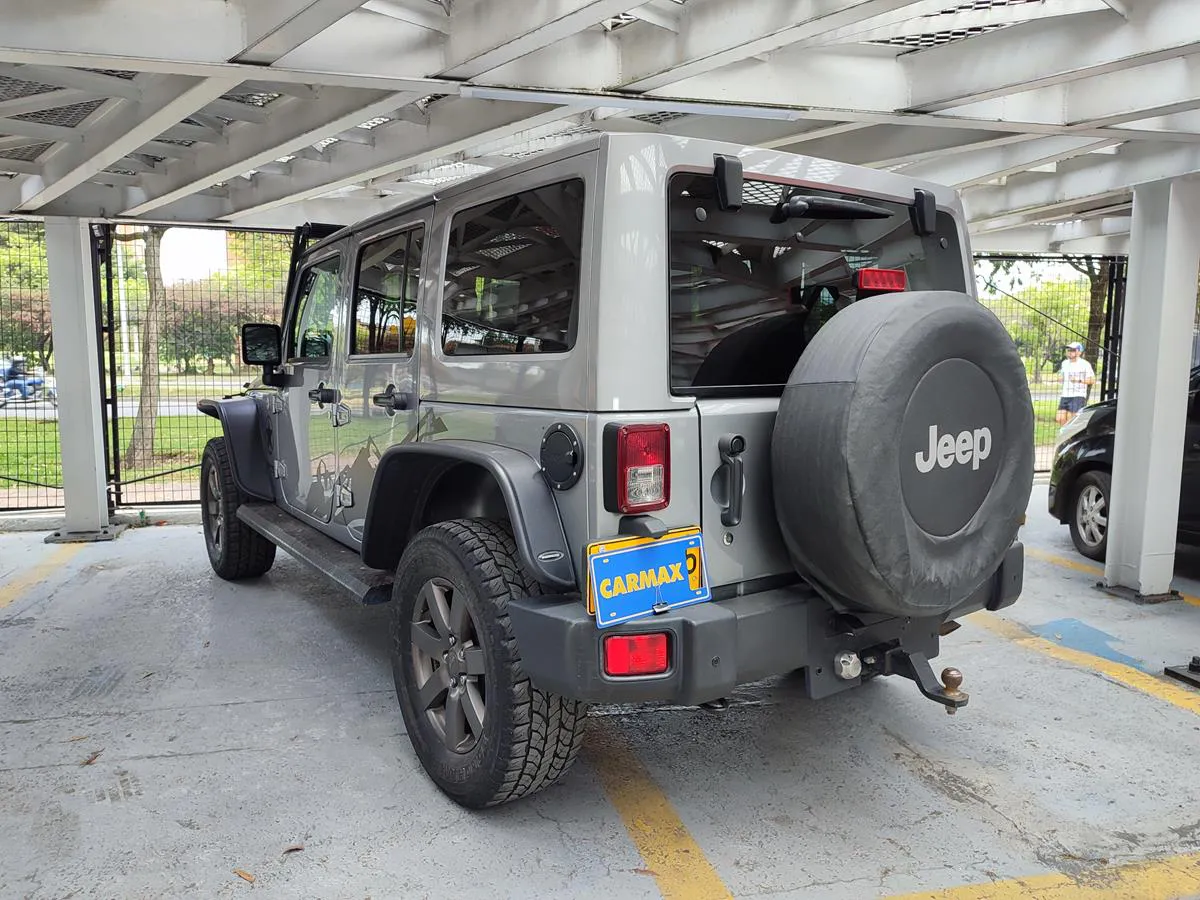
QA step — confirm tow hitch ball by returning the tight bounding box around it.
[878,649,969,715]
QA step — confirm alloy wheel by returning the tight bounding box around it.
[1076,483,1107,548]
[205,464,223,551]
[410,577,487,754]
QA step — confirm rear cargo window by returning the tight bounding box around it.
[668,173,966,396]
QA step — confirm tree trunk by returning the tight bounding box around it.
[123,227,166,471]
[205,357,216,376]
[1084,262,1109,373]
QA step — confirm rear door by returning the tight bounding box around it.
[666,172,969,589]
[333,209,432,542]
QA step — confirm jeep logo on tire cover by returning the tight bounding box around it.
[914,425,992,473]
[899,359,1004,537]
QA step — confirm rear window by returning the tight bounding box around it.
[668,172,966,396]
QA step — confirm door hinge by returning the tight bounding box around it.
[273,460,287,478]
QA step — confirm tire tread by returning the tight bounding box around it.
[202,437,276,579]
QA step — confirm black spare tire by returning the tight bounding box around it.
[771,291,1033,618]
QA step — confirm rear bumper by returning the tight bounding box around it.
[508,542,1024,705]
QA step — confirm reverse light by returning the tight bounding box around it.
[856,267,908,294]
[603,633,670,677]
[605,423,671,513]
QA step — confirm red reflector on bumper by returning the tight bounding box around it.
[603,633,669,677]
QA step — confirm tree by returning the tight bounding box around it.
[123,226,167,471]
[1064,256,1110,372]
[0,223,53,370]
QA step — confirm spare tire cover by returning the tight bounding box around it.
[771,291,1033,618]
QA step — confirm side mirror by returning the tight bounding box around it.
[241,323,282,366]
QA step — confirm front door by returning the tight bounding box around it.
[278,249,345,524]
[333,215,430,542]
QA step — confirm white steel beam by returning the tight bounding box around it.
[897,137,1122,188]
[0,50,454,96]
[0,64,142,101]
[1104,178,1200,597]
[0,119,82,143]
[810,0,1107,46]
[443,0,632,79]
[362,0,450,32]
[237,0,370,64]
[961,143,1200,222]
[0,0,247,65]
[618,0,923,91]
[14,76,240,212]
[906,0,1200,111]
[122,88,420,216]
[1050,217,1133,245]
[0,89,97,119]
[220,100,573,220]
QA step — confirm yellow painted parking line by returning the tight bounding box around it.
[0,544,83,610]
[888,849,1200,899]
[971,613,1200,716]
[586,727,734,900]
[1024,546,1200,608]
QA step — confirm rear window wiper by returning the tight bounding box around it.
[770,193,894,224]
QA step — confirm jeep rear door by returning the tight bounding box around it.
[667,172,969,589]
[333,207,432,542]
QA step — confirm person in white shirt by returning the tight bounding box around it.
[1056,341,1096,425]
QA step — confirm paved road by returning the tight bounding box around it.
[1,399,202,418]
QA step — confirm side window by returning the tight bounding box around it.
[441,178,584,356]
[290,255,342,360]
[352,227,423,356]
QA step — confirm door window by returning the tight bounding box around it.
[290,255,342,361]
[440,179,584,356]
[351,227,423,356]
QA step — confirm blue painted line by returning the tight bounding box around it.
[1029,617,1150,672]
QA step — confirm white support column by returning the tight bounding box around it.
[44,217,116,542]
[1103,178,1200,598]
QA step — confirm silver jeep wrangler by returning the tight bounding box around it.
[198,133,1033,809]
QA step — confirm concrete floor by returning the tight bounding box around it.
[3,487,1200,899]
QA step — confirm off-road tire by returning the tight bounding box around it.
[391,518,587,809]
[200,437,276,579]
[1069,469,1110,562]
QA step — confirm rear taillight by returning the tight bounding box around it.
[856,267,908,294]
[603,633,670,677]
[604,423,670,513]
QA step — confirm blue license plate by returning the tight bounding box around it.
[587,531,711,629]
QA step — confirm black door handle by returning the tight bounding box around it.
[718,433,746,527]
[307,383,339,406]
[371,384,411,413]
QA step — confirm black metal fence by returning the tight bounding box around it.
[94,224,293,506]
[974,253,1126,472]
[0,220,60,510]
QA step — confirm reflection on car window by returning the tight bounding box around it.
[291,256,342,360]
[667,173,965,394]
[352,228,422,356]
[441,179,584,356]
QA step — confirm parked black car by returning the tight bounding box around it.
[1048,365,1200,560]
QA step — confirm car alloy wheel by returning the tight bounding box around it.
[409,576,487,754]
[1075,482,1107,549]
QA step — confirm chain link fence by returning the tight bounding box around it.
[0,221,60,510]
[0,228,1141,512]
[98,225,293,506]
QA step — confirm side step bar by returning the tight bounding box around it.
[236,503,394,605]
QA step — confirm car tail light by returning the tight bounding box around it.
[605,423,670,513]
[603,633,670,677]
[856,267,908,294]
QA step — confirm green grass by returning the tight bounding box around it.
[0,413,221,489]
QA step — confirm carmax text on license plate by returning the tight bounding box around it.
[586,530,710,629]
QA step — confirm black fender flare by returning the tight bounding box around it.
[196,397,275,502]
[360,440,576,591]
